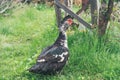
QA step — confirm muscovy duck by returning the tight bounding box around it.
[29,15,73,74]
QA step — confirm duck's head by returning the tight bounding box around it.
[59,15,73,32]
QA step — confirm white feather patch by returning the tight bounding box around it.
[58,52,68,62]
[63,52,68,55]
[58,56,64,62]
[37,59,45,62]
[60,40,68,48]
[64,40,68,48]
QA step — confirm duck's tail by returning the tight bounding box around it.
[28,64,41,73]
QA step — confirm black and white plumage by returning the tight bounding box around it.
[29,15,73,74]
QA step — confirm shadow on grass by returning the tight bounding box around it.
[19,66,75,80]
[20,71,53,80]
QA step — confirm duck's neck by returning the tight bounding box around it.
[54,31,68,48]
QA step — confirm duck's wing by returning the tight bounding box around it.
[39,45,57,57]
[37,46,69,63]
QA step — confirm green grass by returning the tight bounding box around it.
[0,5,120,80]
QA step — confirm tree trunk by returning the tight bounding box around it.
[90,0,100,28]
[76,0,89,15]
[98,0,114,36]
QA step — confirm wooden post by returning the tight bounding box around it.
[64,0,68,16]
[54,0,73,27]
[54,0,92,29]
[90,0,99,28]
[54,0,62,28]
[55,0,91,29]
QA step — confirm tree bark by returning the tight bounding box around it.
[98,0,114,36]
[90,0,100,28]
[76,0,90,15]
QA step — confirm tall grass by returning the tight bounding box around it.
[67,30,120,80]
[0,5,120,80]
